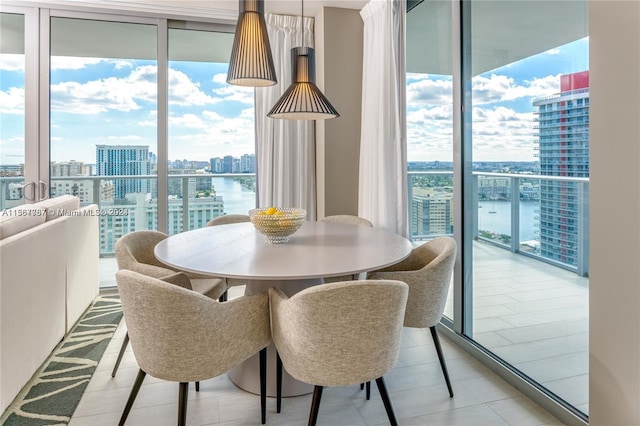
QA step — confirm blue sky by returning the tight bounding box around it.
[0,37,588,166]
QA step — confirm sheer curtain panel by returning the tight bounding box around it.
[358,0,408,237]
[255,14,317,219]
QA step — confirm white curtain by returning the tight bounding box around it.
[358,0,408,237]
[254,14,316,220]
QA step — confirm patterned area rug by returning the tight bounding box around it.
[1,295,123,425]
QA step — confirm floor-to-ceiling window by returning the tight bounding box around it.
[0,6,255,288]
[406,0,454,320]
[50,16,159,255]
[167,27,256,236]
[408,0,589,419]
[461,0,589,418]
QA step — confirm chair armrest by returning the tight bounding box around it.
[128,262,176,279]
[159,272,193,290]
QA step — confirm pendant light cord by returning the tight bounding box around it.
[300,0,304,48]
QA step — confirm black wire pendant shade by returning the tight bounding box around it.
[268,46,339,120]
[267,0,339,120]
[227,0,277,87]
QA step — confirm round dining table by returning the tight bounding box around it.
[154,220,412,396]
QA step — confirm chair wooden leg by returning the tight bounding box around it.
[178,382,188,426]
[276,351,283,413]
[375,377,398,426]
[308,385,323,426]
[366,381,371,400]
[195,381,200,392]
[112,332,130,377]
[430,326,454,397]
[118,369,146,426]
[259,348,267,424]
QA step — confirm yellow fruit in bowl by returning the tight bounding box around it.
[265,207,278,215]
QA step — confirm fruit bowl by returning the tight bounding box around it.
[248,207,307,244]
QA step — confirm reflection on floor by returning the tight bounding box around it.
[77,282,563,425]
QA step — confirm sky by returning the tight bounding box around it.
[0,36,588,166]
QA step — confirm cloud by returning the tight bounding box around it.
[0,87,25,114]
[472,73,561,105]
[212,73,227,84]
[470,106,536,161]
[50,56,105,70]
[166,104,256,159]
[545,48,561,55]
[211,73,254,104]
[169,68,221,106]
[0,54,24,72]
[48,65,223,114]
[50,64,157,113]
[406,75,452,106]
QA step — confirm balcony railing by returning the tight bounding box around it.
[2,170,588,276]
[408,171,589,276]
[0,173,256,256]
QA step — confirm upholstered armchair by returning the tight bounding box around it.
[270,280,408,426]
[205,214,251,301]
[321,214,373,227]
[206,213,251,227]
[116,270,271,425]
[112,230,227,378]
[368,236,457,397]
[321,215,373,283]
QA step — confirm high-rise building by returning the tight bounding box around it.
[533,71,589,267]
[96,145,151,200]
[240,154,256,173]
[51,160,85,177]
[411,187,453,237]
[98,193,224,253]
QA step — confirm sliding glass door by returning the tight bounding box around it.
[49,15,158,255]
[167,26,256,235]
[408,0,590,418]
[461,0,589,416]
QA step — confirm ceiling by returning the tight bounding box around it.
[2,0,588,76]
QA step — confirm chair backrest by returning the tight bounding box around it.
[270,280,408,387]
[207,214,250,227]
[115,230,170,273]
[116,270,271,382]
[371,237,456,328]
[321,215,373,227]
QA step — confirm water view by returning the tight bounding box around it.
[478,200,539,242]
[212,177,257,215]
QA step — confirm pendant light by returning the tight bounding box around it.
[227,0,277,87]
[267,0,339,120]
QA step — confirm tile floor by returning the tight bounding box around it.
[70,283,564,426]
[466,242,588,415]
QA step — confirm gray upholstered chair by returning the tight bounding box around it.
[321,214,373,227]
[206,214,251,301]
[112,230,227,378]
[368,236,457,398]
[206,213,251,227]
[321,215,373,283]
[116,270,271,426]
[270,280,408,426]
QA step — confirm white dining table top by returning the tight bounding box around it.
[154,221,413,280]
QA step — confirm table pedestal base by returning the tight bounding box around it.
[228,278,322,397]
